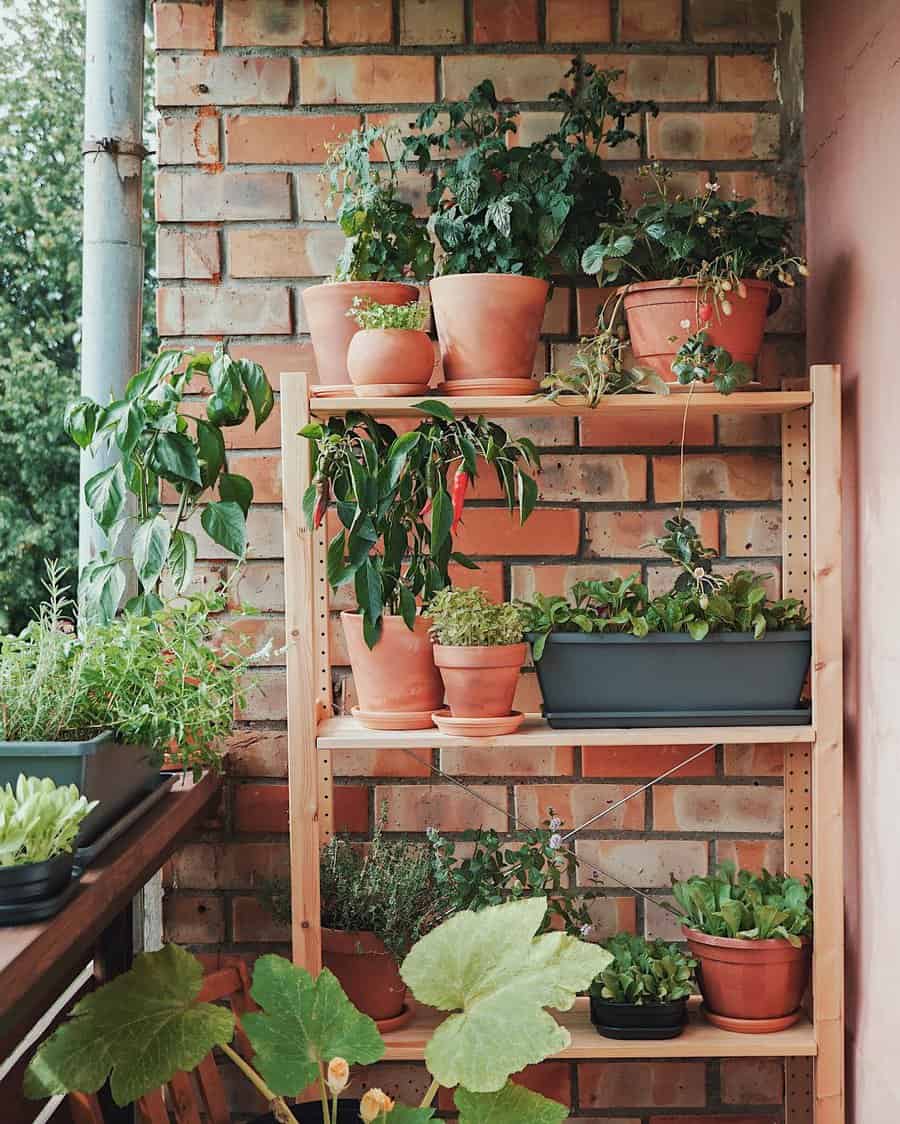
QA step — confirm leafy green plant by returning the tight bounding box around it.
[521,575,651,660]
[540,323,668,406]
[348,297,428,332]
[0,775,97,866]
[590,933,695,1005]
[428,586,525,647]
[672,862,813,947]
[428,820,593,937]
[320,816,449,959]
[301,401,539,648]
[26,898,609,1123]
[66,345,274,622]
[327,124,433,283]
[670,330,753,395]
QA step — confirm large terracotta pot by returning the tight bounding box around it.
[433,643,527,718]
[342,613,444,729]
[322,928,406,1023]
[684,926,811,1032]
[302,281,419,388]
[346,328,435,396]
[622,279,773,382]
[429,273,549,392]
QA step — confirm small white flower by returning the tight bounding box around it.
[549,815,562,831]
[580,923,593,938]
[705,181,720,192]
[679,318,691,330]
[549,833,563,850]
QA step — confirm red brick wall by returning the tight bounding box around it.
[155,1,802,1119]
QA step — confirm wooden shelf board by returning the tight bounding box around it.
[380,998,817,1061]
[316,714,815,749]
[305,390,812,419]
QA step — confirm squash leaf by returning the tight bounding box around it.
[400,897,610,1093]
[455,1082,569,1124]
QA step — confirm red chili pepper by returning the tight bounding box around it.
[450,467,470,534]
[420,496,432,518]
[313,479,329,529]
[699,301,713,325]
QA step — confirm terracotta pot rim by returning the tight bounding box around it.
[308,280,420,292]
[683,925,810,951]
[433,642,528,668]
[353,327,429,338]
[321,927,393,956]
[341,611,430,625]
[620,278,773,296]
[430,272,549,287]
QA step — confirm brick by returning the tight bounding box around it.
[226,113,359,165]
[717,838,783,873]
[157,55,292,107]
[514,671,543,714]
[157,286,292,336]
[165,841,289,890]
[502,415,576,447]
[652,453,781,502]
[220,615,285,664]
[228,562,285,613]
[234,783,289,833]
[300,56,436,105]
[154,2,215,49]
[717,413,780,445]
[453,507,579,558]
[584,507,719,559]
[510,563,627,600]
[473,0,538,43]
[543,287,571,334]
[374,784,508,832]
[720,1059,785,1104]
[513,112,641,159]
[226,730,288,777]
[647,560,780,599]
[448,559,504,602]
[400,0,464,45]
[580,409,715,448]
[156,228,220,281]
[588,54,708,103]
[238,666,287,720]
[586,896,637,939]
[180,401,283,451]
[515,783,645,831]
[575,839,707,887]
[443,54,570,102]
[232,453,285,503]
[156,171,292,222]
[723,744,784,776]
[648,112,779,161]
[725,508,781,555]
[757,336,806,388]
[546,0,611,43]
[716,54,776,101]
[334,748,432,778]
[222,0,323,46]
[165,893,225,944]
[229,228,345,279]
[328,0,392,44]
[766,286,804,334]
[714,171,796,216]
[644,893,684,941]
[440,746,576,777]
[583,745,716,779]
[334,785,370,832]
[231,342,317,389]
[653,784,783,832]
[689,0,778,43]
[298,173,336,222]
[512,1062,572,1106]
[538,454,646,503]
[232,896,291,943]
[619,0,682,42]
[158,112,220,166]
[578,1061,706,1108]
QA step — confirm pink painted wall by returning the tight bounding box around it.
[804,2,900,1119]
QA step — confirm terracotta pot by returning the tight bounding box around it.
[302,281,419,387]
[433,643,527,718]
[429,273,549,388]
[683,925,811,1023]
[341,613,444,720]
[322,928,406,1022]
[346,328,435,396]
[622,279,773,381]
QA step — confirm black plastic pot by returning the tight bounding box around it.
[0,852,73,906]
[0,732,157,846]
[529,630,811,728]
[589,994,688,1040]
[250,1102,362,1124]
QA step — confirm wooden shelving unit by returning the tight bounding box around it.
[280,368,844,1124]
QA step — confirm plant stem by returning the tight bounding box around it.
[318,1066,332,1124]
[332,1090,339,1123]
[420,1078,441,1109]
[678,380,696,519]
[220,1041,300,1124]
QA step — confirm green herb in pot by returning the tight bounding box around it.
[0,776,97,866]
[591,933,695,1004]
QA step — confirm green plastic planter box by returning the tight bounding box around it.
[530,630,812,728]
[0,732,157,846]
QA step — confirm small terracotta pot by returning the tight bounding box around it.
[683,925,810,1025]
[429,273,549,389]
[322,928,406,1022]
[622,279,773,381]
[433,643,527,718]
[346,328,435,396]
[342,613,444,722]
[302,281,419,387]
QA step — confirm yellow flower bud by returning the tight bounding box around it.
[327,1057,350,1096]
[721,279,732,292]
[360,1089,395,1122]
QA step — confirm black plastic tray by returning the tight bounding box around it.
[74,774,176,873]
[592,1021,686,1040]
[0,875,80,926]
[543,707,813,729]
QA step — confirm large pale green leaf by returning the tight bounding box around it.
[243,958,384,1095]
[387,1107,436,1123]
[23,945,234,1107]
[201,500,246,557]
[84,463,126,534]
[168,529,197,594]
[132,514,171,592]
[455,1082,569,1124]
[400,898,610,1093]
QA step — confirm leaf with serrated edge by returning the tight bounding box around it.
[455,1082,569,1124]
[400,898,610,1093]
[23,945,234,1107]
[243,959,384,1096]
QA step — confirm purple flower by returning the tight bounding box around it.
[549,833,562,850]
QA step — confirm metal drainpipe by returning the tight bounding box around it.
[79,0,147,567]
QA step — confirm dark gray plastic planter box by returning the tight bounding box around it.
[0,732,157,846]
[530,631,811,728]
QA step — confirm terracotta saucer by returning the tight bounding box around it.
[352,383,433,397]
[431,710,524,738]
[375,1003,415,1034]
[443,378,537,397]
[351,706,437,731]
[309,383,354,398]
[700,1005,801,1034]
